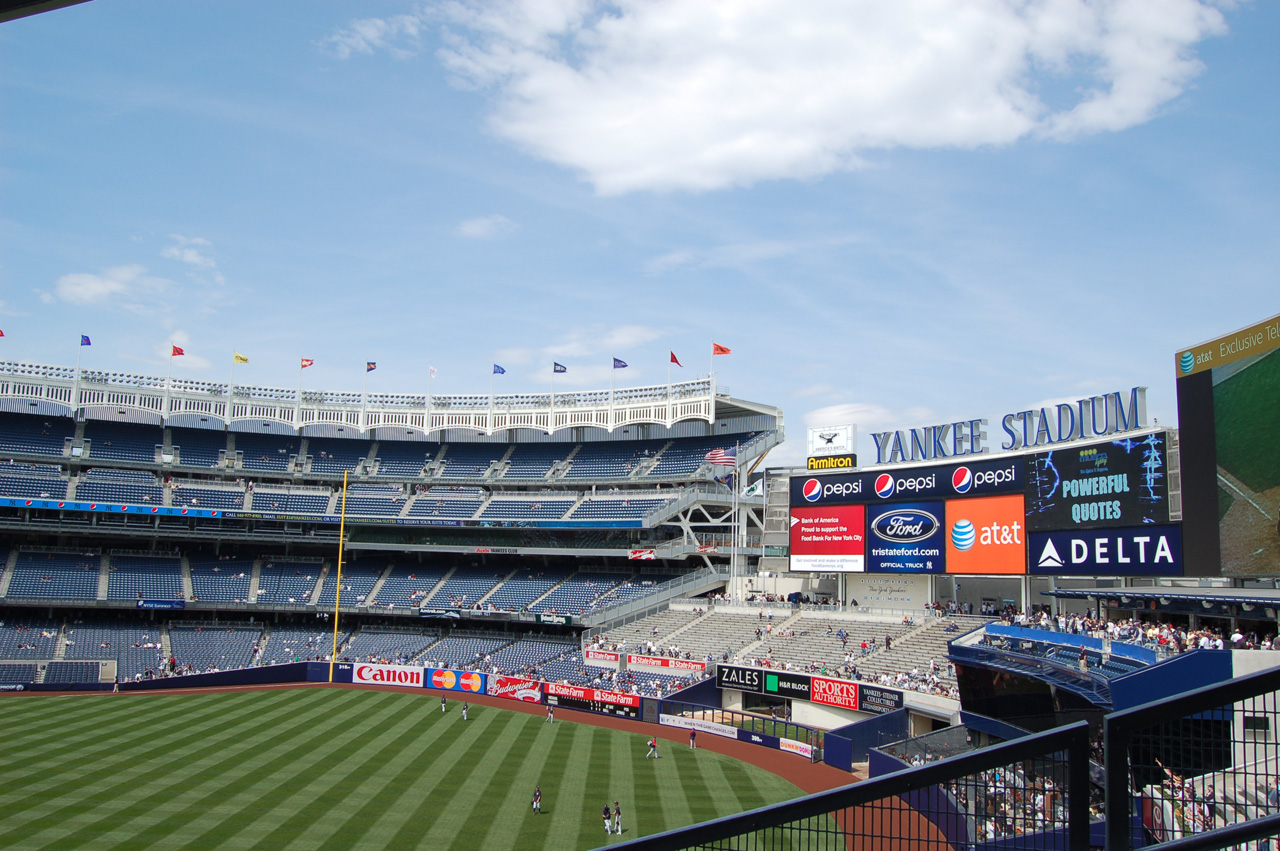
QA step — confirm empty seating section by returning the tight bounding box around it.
[171,485,244,510]
[751,615,912,670]
[538,650,586,683]
[563,440,663,479]
[374,564,450,608]
[420,635,511,669]
[253,491,330,514]
[503,444,562,479]
[374,441,438,477]
[340,485,406,517]
[0,471,67,499]
[64,621,163,681]
[422,571,505,609]
[0,413,73,457]
[530,572,625,614]
[340,630,440,664]
[307,438,368,475]
[170,625,262,671]
[6,552,100,600]
[316,564,384,606]
[406,494,481,518]
[77,468,163,505]
[44,660,102,683]
[107,555,183,600]
[438,444,504,477]
[644,612,760,660]
[487,639,573,674]
[188,557,253,603]
[590,574,670,610]
[256,561,321,604]
[260,624,349,665]
[235,433,298,472]
[480,499,573,520]
[83,421,161,463]
[0,663,38,683]
[601,608,703,649]
[483,572,568,612]
[171,427,227,468]
[571,497,669,520]
[0,617,60,658]
[648,434,755,477]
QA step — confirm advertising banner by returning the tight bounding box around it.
[425,668,486,693]
[737,728,781,750]
[865,501,946,574]
[1026,434,1169,532]
[545,683,641,718]
[857,685,906,715]
[790,457,1024,507]
[659,713,738,739]
[627,655,707,672]
[487,675,543,702]
[584,649,621,665]
[789,504,866,573]
[762,670,812,701]
[536,614,572,626]
[135,600,185,610]
[628,550,656,560]
[945,494,1027,575]
[780,738,814,758]
[811,676,860,711]
[1028,525,1182,576]
[352,664,425,687]
[716,664,763,694]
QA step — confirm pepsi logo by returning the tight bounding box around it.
[872,510,939,542]
[874,474,895,498]
[802,479,822,502]
[952,466,972,494]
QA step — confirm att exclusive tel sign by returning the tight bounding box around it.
[869,387,1148,465]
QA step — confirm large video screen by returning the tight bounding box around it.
[789,504,866,572]
[1025,433,1169,532]
[1177,313,1280,576]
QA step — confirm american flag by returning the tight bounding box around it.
[704,446,737,467]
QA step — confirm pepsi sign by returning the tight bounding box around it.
[791,458,1021,507]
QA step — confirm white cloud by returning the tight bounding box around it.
[456,214,517,239]
[162,235,225,285]
[156,330,213,370]
[53,264,169,305]
[767,401,941,468]
[322,12,426,60]
[421,0,1227,193]
[494,324,664,383]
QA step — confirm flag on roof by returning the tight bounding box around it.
[712,343,731,356]
[0,329,4,337]
[613,357,627,369]
[366,362,377,372]
[171,345,185,357]
[233,353,249,364]
[301,358,314,369]
[553,362,567,373]
[81,335,91,346]
[493,364,506,375]
[670,351,681,367]
[704,446,737,467]
[429,365,437,379]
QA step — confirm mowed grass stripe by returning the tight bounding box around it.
[541,721,597,851]
[605,728,638,841]
[447,711,544,851]
[313,699,503,851]
[470,707,570,851]
[0,690,313,834]
[651,741,695,834]
[412,710,527,849]
[0,695,125,741]
[509,715,573,851]
[8,690,372,850]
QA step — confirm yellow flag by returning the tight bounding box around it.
[233,353,249,364]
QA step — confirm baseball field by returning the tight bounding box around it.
[0,686,806,850]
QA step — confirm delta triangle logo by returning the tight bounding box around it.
[1038,539,1064,569]
[791,515,800,527]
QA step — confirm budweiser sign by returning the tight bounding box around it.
[488,676,543,702]
[585,649,620,663]
[628,549,656,560]
[545,682,641,708]
[353,664,423,687]
[627,654,706,672]
[811,677,859,710]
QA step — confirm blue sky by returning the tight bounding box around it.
[1,0,1276,465]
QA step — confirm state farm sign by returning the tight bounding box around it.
[545,682,641,708]
[585,649,620,663]
[627,654,706,672]
[811,676,859,710]
[353,664,424,687]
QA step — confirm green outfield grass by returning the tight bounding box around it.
[0,688,803,851]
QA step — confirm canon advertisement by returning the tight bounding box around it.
[1028,525,1182,576]
[1026,433,1169,531]
[352,663,425,687]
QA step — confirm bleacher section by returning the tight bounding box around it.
[44,660,102,683]
[421,570,506,609]
[234,433,298,473]
[83,421,161,463]
[307,438,368,475]
[5,551,101,600]
[406,490,483,518]
[649,434,757,477]
[0,616,60,658]
[316,563,384,607]
[0,413,73,457]
[419,635,511,669]
[63,620,163,681]
[482,571,569,612]
[0,466,67,499]
[502,444,563,480]
[170,427,227,468]
[260,624,349,665]
[480,498,573,520]
[438,444,504,478]
[252,490,330,514]
[340,485,407,517]
[373,441,437,477]
[169,625,262,672]
[340,629,440,664]
[374,563,451,609]
[0,663,38,683]
[77,468,163,505]
[106,554,183,601]
[529,571,625,615]
[563,440,663,479]
[171,483,245,510]
[188,557,253,603]
[570,497,669,520]
[486,638,574,674]
[256,560,322,604]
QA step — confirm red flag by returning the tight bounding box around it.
[670,351,682,367]
[712,343,731,356]
[0,329,5,337]
[301,358,314,369]
[171,345,185,357]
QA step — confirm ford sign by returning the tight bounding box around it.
[871,510,940,543]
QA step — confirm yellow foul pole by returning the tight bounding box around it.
[329,469,349,683]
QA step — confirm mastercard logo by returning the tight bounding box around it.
[432,670,457,690]
[460,672,483,692]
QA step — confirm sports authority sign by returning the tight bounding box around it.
[811,676,860,711]
[352,663,424,687]
[627,654,707,672]
[488,676,543,702]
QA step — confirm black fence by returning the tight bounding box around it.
[1106,663,1280,851]
[603,720,1092,850]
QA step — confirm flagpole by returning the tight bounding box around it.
[73,338,84,417]
[549,366,555,434]
[329,469,349,683]
[296,362,304,430]
[489,367,495,434]
[609,359,615,430]
[361,366,369,431]
[426,365,433,438]
[164,347,175,422]
[229,354,236,403]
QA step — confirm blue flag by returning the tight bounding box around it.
[553,363,567,373]
[366,362,377,372]
[80,335,91,346]
[613,358,627,369]
[493,364,506,375]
